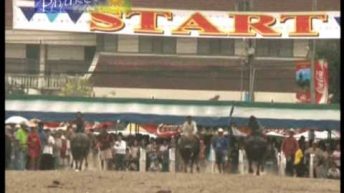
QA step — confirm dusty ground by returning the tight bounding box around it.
[6,171,340,193]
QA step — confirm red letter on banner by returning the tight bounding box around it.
[172,12,226,36]
[228,14,281,37]
[90,13,125,32]
[126,10,173,34]
[280,14,328,37]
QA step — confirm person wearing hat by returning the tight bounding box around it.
[14,122,29,170]
[27,124,41,170]
[281,128,299,176]
[211,128,229,174]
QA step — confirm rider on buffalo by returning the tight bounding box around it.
[181,116,198,139]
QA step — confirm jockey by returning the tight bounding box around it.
[248,115,266,139]
[74,112,85,133]
[180,116,198,139]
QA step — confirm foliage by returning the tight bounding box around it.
[60,78,94,97]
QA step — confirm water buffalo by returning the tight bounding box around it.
[70,133,91,171]
[177,136,200,173]
[244,135,268,176]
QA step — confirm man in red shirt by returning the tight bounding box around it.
[281,129,299,176]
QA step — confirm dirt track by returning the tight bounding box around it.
[6,171,340,193]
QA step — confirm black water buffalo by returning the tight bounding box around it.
[244,135,268,176]
[70,133,91,171]
[177,136,200,173]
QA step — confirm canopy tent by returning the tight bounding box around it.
[230,127,247,137]
[108,123,157,138]
[294,130,340,141]
[266,131,285,137]
[5,95,340,130]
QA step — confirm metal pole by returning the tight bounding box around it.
[310,0,317,104]
[248,41,254,102]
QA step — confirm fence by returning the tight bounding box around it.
[5,74,84,90]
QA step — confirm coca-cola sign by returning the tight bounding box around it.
[156,124,181,137]
[295,60,328,104]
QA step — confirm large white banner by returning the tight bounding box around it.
[13,1,340,39]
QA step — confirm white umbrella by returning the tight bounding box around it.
[5,116,29,125]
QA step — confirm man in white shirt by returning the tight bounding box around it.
[114,134,126,171]
[41,130,55,170]
[181,116,198,138]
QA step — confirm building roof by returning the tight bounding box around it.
[90,54,297,92]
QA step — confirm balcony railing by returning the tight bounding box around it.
[5,74,84,90]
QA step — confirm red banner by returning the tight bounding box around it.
[295,60,328,104]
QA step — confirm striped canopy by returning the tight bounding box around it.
[5,95,340,130]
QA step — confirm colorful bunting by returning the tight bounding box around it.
[65,9,83,23]
[20,7,36,21]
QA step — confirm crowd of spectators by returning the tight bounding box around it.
[5,120,340,180]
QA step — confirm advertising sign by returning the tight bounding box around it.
[13,0,340,39]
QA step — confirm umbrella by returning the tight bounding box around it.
[5,116,29,125]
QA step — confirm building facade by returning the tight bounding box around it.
[5,0,340,102]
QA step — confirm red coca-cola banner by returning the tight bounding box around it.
[295,60,328,104]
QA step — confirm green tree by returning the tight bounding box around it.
[316,40,340,104]
[60,78,94,97]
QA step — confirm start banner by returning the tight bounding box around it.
[13,0,340,39]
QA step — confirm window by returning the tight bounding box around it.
[26,44,40,73]
[256,40,293,57]
[139,36,176,54]
[26,44,40,59]
[103,34,118,52]
[197,38,234,56]
[84,46,96,61]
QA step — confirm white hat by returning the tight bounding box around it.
[289,128,295,133]
[218,128,224,133]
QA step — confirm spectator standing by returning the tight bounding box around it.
[316,142,330,178]
[60,134,70,167]
[114,134,127,171]
[41,130,55,170]
[281,129,299,176]
[27,126,41,170]
[54,131,62,169]
[211,128,229,174]
[331,143,340,169]
[305,142,323,178]
[15,123,29,170]
[294,136,306,177]
[199,138,207,170]
[129,140,140,171]
[37,122,47,169]
[97,126,113,170]
[159,140,169,172]
[5,125,12,169]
